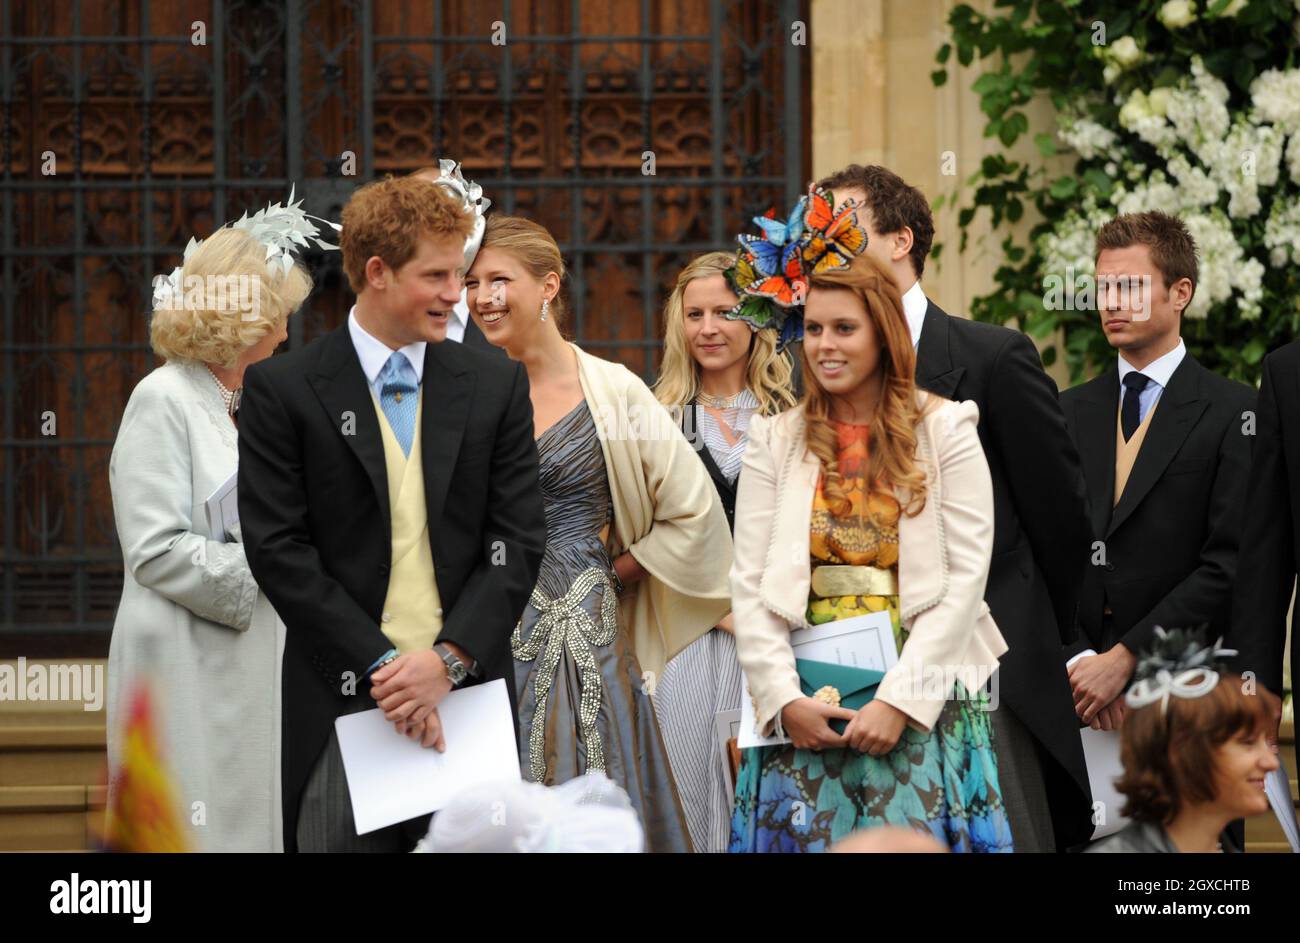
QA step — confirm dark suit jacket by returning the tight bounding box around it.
[459,315,502,354]
[1060,353,1254,658]
[915,300,1093,849]
[237,326,546,851]
[1230,340,1300,700]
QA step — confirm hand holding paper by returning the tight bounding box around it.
[335,678,521,835]
[738,610,898,749]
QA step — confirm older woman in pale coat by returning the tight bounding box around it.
[107,227,312,851]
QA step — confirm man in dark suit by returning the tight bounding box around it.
[1060,212,1254,738]
[239,175,546,851]
[818,164,1093,851]
[1231,339,1300,763]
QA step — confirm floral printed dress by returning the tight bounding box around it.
[728,421,1014,853]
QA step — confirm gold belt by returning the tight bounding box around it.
[810,565,898,599]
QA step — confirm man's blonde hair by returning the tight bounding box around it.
[341,174,475,292]
[149,227,312,368]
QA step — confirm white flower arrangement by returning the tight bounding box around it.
[1263,197,1300,267]
[1251,68,1300,134]
[1058,112,1119,160]
[1050,54,1299,328]
[1287,133,1300,185]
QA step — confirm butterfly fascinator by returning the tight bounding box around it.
[722,183,869,350]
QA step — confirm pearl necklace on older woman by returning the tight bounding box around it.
[206,365,243,417]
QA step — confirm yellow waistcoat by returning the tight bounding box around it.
[371,392,443,653]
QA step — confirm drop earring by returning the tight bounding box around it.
[540,298,550,322]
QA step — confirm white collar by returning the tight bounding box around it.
[1118,337,1185,390]
[347,306,426,386]
[901,280,928,348]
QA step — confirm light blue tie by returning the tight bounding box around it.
[377,352,419,457]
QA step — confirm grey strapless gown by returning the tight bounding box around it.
[512,401,692,852]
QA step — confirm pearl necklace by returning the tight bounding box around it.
[206,366,242,417]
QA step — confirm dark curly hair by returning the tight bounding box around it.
[815,164,935,280]
[1115,674,1271,824]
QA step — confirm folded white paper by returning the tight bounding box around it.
[203,470,240,542]
[737,610,896,749]
[787,611,899,672]
[1079,726,1127,840]
[714,708,742,797]
[335,678,522,835]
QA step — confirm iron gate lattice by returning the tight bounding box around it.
[1,0,809,641]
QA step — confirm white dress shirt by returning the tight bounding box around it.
[1117,338,1186,426]
[445,292,471,344]
[347,307,426,401]
[901,280,928,349]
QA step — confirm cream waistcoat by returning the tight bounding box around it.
[1114,397,1159,506]
[371,392,443,653]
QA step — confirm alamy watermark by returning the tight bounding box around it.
[0,657,104,711]
[152,273,263,322]
[1043,270,1154,319]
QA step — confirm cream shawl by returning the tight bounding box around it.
[572,344,733,680]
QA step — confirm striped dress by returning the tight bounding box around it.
[653,391,757,852]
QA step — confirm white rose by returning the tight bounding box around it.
[1103,62,1122,85]
[1119,89,1152,128]
[1158,0,1198,29]
[1109,36,1142,69]
[1146,87,1173,117]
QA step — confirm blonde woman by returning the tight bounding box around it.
[108,213,320,852]
[725,188,1013,852]
[652,251,796,852]
[463,215,733,853]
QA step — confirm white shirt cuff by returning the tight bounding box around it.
[1066,648,1097,669]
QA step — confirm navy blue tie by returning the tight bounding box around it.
[1121,372,1151,442]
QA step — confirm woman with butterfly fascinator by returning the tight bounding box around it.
[726,185,1015,853]
[1088,628,1278,853]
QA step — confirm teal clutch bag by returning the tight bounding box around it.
[796,658,886,734]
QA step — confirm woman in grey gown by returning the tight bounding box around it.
[107,208,322,851]
[464,215,733,852]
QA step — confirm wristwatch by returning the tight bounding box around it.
[434,643,470,687]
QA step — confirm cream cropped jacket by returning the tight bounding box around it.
[730,395,1008,736]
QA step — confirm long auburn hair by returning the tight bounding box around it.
[803,253,928,518]
[654,251,797,417]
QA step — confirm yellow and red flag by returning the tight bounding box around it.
[99,685,188,852]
